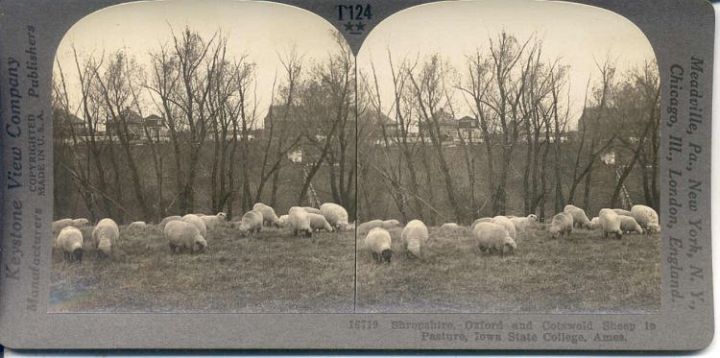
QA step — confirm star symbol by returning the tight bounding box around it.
[355,21,366,31]
[344,22,354,31]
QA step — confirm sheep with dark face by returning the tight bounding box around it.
[472,222,517,257]
[599,209,623,240]
[164,220,207,254]
[92,218,119,258]
[401,220,429,259]
[57,226,84,263]
[365,227,393,264]
[289,207,313,238]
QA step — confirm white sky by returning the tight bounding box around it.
[357,0,657,126]
[54,0,342,120]
[54,0,657,128]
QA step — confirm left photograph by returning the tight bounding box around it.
[50,0,357,313]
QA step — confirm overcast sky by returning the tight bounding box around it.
[54,0,341,120]
[357,0,657,125]
[55,0,657,127]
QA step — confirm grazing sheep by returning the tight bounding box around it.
[236,210,263,237]
[56,226,84,263]
[382,219,402,229]
[472,222,517,257]
[563,204,591,229]
[365,228,393,264]
[182,214,208,238]
[440,222,461,230]
[549,212,573,239]
[159,215,182,231]
[302,206,322,214]
[52,218,74,237]
[307,213,334,232]
[440,222,468,236]
[509,214,538,237]
[277,214,289,228]
[613,208,633,217]
[599,209,623,240]
[289,207,313,237]
[92,218,119,258]
[492,216,517,240]
[401,220,429,258]
[630,205,661,234]
[72,218,90,227]
[253,203,281,227]
[589,217,600,230]
[470,217,493,231]
[164,220,207,254]
[127,221,147,232]
[619,215,644,234]
[357,220,383,235]
[320,203,351,231]
[201,212,227,230]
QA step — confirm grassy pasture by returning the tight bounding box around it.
[356,225,661,313]
[50,225,355,313]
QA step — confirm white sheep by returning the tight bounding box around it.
[509,214,538,238]
[599,209,623,240]
[164,220,207,254]
[278,214,289,228]
[357,220,383,235]
[236,210,263,237]
[471,217,493,230]
[440,222,469,236]
[401,219,429,258]
[492,216,517,240]
[588,217,600,230]
[56,226,84,262]
[92,218,119,258]
[549,212,573,239]
[52,218,74,237]
[381,219,402,229]
[201,212,228,230]
[472,222,517,257]
[613,208,633,217]
[253,203,281,227]
[289,206,313,237]
[72,218,90,227]
[618,215,644,234]
[364,227,393,263]
[307,213,334,232]
[127,221,147,232]
[159,215,182,231]
[320,203,351,231]
[182,214,207,238]
[563,204,591,229]
[630,205,661,234]
[302,206,322,214]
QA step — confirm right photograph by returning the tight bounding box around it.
[355,0,661,313]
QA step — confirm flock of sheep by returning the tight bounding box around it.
[361,204,661,263]
[52,201,660,266]
[52,202,354,262]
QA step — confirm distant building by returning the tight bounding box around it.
[418,109,482,144]
[105,109,167,141]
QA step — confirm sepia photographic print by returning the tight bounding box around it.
[50,0,357,313]
[355,0,661,313]
[0,0,713,351]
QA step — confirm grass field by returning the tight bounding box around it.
[49,225,355,313]
[356,225,661,313]
[51,223,660,314]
